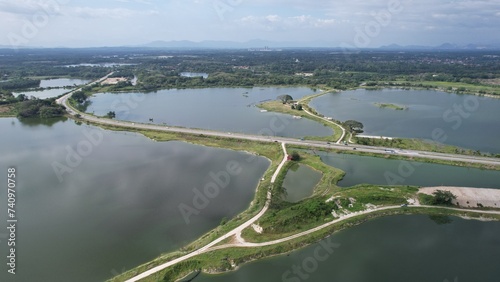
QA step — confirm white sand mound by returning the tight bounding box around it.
[419,186,500,208]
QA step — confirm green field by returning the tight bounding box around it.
[386,80,500,96]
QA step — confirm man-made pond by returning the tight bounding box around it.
[13,88,70,99]
[63,63,136,67]
[13,78,91,99]
[310,89,500,153]
[39,78,91,88]
[180,72,209,78]
[197,215,500,282]
[282,163,322,202]
[310,150,500,188]
[0,117,269,282]
[86,87,333,138]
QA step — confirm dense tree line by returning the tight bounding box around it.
[0,78,40,90]
[1,48,499,93]
[16,98,65,118]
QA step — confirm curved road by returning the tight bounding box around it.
[302,108,346,144]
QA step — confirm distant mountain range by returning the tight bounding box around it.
[139,40,500,50]
[138,39,330,49]
[379,43,500,50]
[1,40,499,50]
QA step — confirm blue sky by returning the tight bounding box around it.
[1,0,499,47]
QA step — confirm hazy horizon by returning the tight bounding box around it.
[1,0,499,48]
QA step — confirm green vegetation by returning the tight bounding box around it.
[0,104,16,117]
[2,48,499,96]
[344,120,364,133]
[71,91,87,104]
[277,94,294,104]
[290,151,301,161]
[16,98,65,119]
[383,80,500,96]
[69,89,93,112]
[106,111,116,119]
[244,151,418,242]
[419,190,457,206]
[374,102,407,110]
[0,78,40,90]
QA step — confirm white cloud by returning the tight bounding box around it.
[68,6,158,20]
[1,0,499,47]
[238,14,336,30]
[266,14,281,22]
[0,0,65,16]
[114,0,154,4]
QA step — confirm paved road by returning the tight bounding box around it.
[56,81,500,167]
[271,142,288,183]
[303,108,346,144]
[297,93,346,144]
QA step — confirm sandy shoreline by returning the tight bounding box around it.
[419,186,500,208]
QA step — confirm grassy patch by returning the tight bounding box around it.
[0,104,16,117]
[258,100,343,142]
[354,136,498,158]
[374,102,407,110]
[385,80,500,96]
[243,184,417,243]
[242,150,417,243]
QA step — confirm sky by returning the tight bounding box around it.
[0,0,499,48]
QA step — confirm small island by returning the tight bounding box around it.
[374,102,408,110]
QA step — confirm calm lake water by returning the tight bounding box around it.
[310,89,500,153]
[86,87,333,138]
[12,78,90,99]
[0,118,269,282]
[39,78,91,88]
[310,150,500,188]
[63,63,136,67]
[13,88,70,99]
[180,72,209,78]
[197,215,500,282]
[282,163,322,203]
